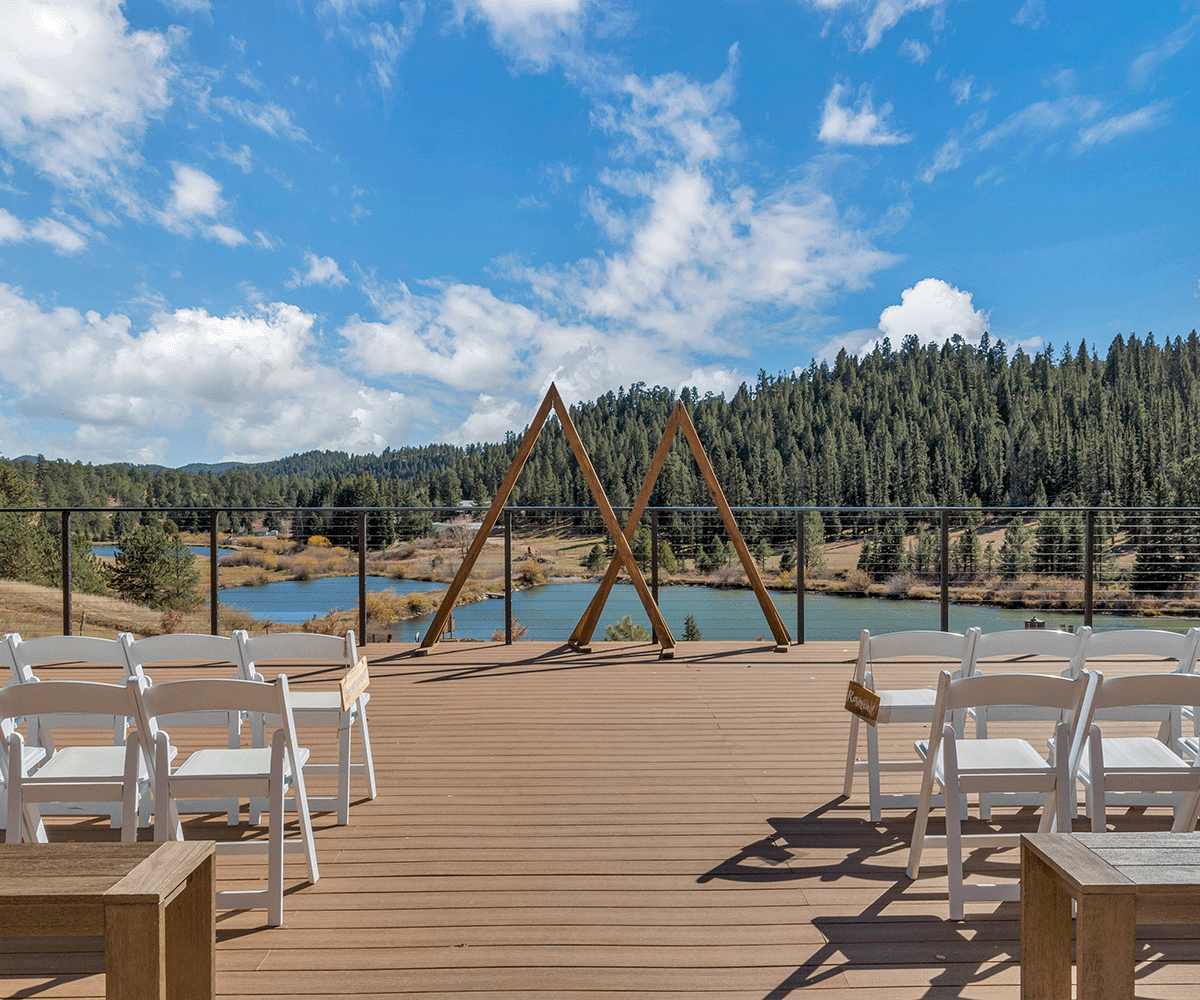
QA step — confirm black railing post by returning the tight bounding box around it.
[796,509,805,645]
[504,510,513,644]
[358,511,367,643]
[940,509,950,632]
[1085,509,1095,628]
[209,510,219,635]
[61,510,72,636]
[650,510,660,646]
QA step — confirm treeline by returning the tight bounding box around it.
[5,330,1200,529]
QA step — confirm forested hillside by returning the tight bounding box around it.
[5,331,1200,532]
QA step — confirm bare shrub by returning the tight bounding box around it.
[159,609,186,634]
[218,604,257,632]
[516,558,546,587]
[711,564,747,587]
[842,569,871,593]
[883,572,916,596]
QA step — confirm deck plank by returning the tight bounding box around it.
[5,638,1200,997]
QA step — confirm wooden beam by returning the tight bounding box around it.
[550,389,675,656]
[569,404,682,648]
[415,388,557,654]
[676,405,791,651]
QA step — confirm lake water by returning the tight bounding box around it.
[92,545,237,559]
[213,576,1200,641]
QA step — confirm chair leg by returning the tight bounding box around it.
[866,724,882,823]
[942,734,965,921]
[1088,726,1107,834]
[907,725,949,880]
[843,714,860,797]
[120,741,139,843]
[337,718,352,826]
[356,699,376,800]
[268,737,285,927]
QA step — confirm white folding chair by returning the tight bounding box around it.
[0,636,48,831]
[237,630,375,825]
[966,626,1091,818]
[122,632,247,824]
[1083,672,1200,833]
[906,667,1100,920]
[842,629,976,822]
[2,679,147,844]
[1073,628,1200,817]
[130,674,319,926]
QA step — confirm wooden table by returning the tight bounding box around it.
[1021,832,1200,1000]
[0,841,215,999]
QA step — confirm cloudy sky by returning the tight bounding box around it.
[1,1,1197,466]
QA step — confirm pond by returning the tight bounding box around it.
[92,544,238,559]
[213,576,1200,641]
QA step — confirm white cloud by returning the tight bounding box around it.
[819,82,909,146]
[213,96,309,143]
[804,0,947,53]
[877,277,987,347]
[1075,102,1170,151]
[0,207,88,254]
[898,38,930,64]
[159,163,245,245]
[288,252,349,288]
[0,0,175,206]
[1012,0,1045,29]
[1129,16,1198,90]
[343,53,899,431]
[0,284,411,462]
[449,0,593,71]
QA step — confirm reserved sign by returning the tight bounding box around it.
[339,655,370,712]
[845,680,881,726]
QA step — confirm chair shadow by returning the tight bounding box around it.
[702,797,1200,997]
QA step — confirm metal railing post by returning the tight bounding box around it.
[940,509,950,632]
[209,511,220,635]
[504,510,513,644]
[650,509,660,646]
[61,510,72,635]
[358,511,367,643]
[1085,509,1095,628]
[796,510,805,644]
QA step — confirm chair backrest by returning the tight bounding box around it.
[130,674,302,784]
[967,626,1091,678]
[237,630,356,681]
[1092,672,1200,715]
[1083,628,1200,672]
[121,632,244,682]
[853,629,974,686]
[7,632,131,684]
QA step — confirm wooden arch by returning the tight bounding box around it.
[414,383,676,657]
[567,401,792,652]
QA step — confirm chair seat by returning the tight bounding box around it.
[172,746,309,781]
[34,745,148,782]
[934,738,1050,785]
[876,688,937,724]
[1080,736,1188,781]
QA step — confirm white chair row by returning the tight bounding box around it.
[2,629,376,826]
[1,672,316,926]
[844,625,1200,822]
[905,663,1200,919]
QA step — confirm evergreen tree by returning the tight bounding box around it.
[683,614,702,640]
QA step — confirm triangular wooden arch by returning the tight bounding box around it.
[567,401,792,652]
[414,383,676,657]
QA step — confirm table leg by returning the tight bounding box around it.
[1076,891,1136,1000]
[166,853,216,999]
[1021,844,1072,1000]
[105,900,166,1000]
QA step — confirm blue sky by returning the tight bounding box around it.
[1,0,1197,466]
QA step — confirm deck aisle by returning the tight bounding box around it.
[5,639,1200,998]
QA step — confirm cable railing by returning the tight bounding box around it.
[9,505,1200,642]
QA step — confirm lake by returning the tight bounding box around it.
[213,577,1200,641]
[92,544,238,559]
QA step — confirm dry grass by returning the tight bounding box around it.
[0,580,213,639]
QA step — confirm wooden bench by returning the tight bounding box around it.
[1021,831,1200,1000]
[0,841,215,999]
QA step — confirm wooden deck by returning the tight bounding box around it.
[5,639,1200,998]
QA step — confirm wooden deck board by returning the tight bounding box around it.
[5,638,1200,997]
